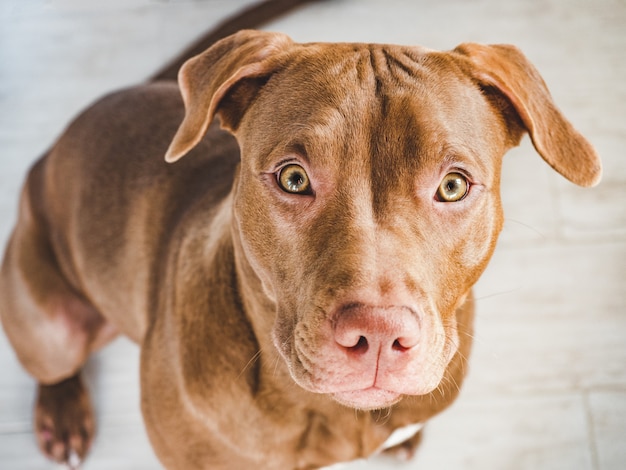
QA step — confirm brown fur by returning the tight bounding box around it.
[0,30,600,469]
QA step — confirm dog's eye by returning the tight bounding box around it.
[278,164,312,194]
[436,172,469,202]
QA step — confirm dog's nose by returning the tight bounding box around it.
[333,305,420,356]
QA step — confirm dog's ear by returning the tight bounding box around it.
[453,43,601,187]
[165,30,292,163]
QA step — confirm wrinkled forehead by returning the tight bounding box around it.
[239,43,505,174]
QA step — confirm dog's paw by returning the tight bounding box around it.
[34,374,94,468]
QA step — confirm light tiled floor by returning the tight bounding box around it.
[0,1,624,469]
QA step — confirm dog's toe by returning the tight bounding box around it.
[34,374,94,468]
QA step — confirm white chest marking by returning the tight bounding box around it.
[320,422,424,469]
[378,422,424,451]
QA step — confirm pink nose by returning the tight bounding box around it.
[333,305,421,356]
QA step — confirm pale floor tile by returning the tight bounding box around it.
[588,391,626,470]
[417,394,594,470]
[556,138,626,241]
[497,140,562,246]
[471,240,626,394]
[1,0,625,469]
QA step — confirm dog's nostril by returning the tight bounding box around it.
[347,336,369,354]
[392,337,417,352]
[392,339,408,352]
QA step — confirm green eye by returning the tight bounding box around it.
[437,172,469,202]
[278,164,311,194]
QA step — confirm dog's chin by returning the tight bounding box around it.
[331,388,403,410]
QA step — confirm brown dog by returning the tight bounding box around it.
[0,30,600,469]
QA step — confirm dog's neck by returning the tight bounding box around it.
[228,201,289,382]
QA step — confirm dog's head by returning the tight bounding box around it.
[166,31,601,409]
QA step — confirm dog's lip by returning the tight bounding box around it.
[331,387,402,410]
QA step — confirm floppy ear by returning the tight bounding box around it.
[165,30,293,163]
[453,43,601,187]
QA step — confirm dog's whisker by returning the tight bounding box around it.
[371,407,392,425]
[272,353,283,378]
[473,287,522,301]
[504,218,547,239]
[237,349,263,380]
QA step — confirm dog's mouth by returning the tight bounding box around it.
[272,304,459,410]
[331,387,403,410]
